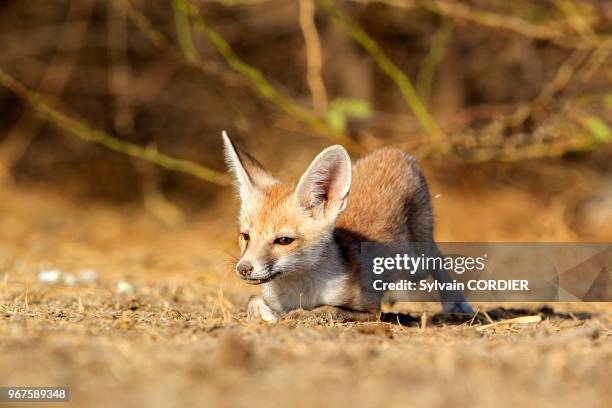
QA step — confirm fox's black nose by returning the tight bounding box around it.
[236,261,253,277]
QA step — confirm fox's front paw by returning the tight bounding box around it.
[247,296,279,324]
[442,301,474,315]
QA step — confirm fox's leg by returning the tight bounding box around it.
[247,296,279,323]
[404,156,473,315]
[433,266,474,314]
[418,248,474,314]
[284,306,375,323]
[424,245,474,314]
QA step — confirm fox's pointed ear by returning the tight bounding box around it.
[222,131,277,201]
[296,145,352,220]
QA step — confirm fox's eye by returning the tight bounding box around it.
[274,237,294,246]
[240,233,250,241]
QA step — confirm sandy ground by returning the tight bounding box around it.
[0,184,611,408]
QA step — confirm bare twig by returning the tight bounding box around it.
[115,0,243,85]
[173,0,362,152]
[0,0,94,183]
[199,0,273,4]
[139,160,186,226]
[320,0,444,148]
[554,0,611,83]
[118,0,360,152]
[505,50,591,129]
[0,68,231,186]
[554,0,594,38]
[108,0,134,135]
[417,17,454,102]
[172,0,199,63]
[476,315,541,332]
[420,311,428,332]
[351,0,612,50]
[299,0,328,115]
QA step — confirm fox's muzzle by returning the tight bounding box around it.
[235,260,280,284]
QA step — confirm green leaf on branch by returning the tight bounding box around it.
[582,116,611,143]
[325,98,372,132]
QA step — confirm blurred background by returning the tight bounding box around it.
[0,0,611,242]
[0,5,611,405]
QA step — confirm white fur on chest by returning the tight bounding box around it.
[261,267,350,314]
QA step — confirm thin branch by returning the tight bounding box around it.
[174,0,363,152]
[554,0,594,38]
[396,116,602,163]
[197,0,274,4]
[351,0,612,50]
[0,0,94,183]
[424,0,573,45]
[554,0,610,83]
[0,68,231,186]
[110,0,608,164]
[504,50,591,129]
[108,0,134,134]
[114,0,243,85]
[299,0,328,115]
[320,0,444,147]
[172,0,199,63]
[416,18,454,102]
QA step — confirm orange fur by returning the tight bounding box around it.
[337,148,423,243]
[223,132,472,322]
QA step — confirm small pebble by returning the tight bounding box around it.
[38,269,62,284]
[79,269,99,283]
[116,280,135,294]
[62,272,77,286]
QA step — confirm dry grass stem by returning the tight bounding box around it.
[476,315,542,332]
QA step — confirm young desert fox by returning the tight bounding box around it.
[222,132,472,323]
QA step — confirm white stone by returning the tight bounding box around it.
[116,280,135,294]
[79,269,99,283]
[38,269,62,284]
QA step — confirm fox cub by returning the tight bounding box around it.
[223,132,472,323]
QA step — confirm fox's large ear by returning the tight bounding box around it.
[222,131,277,201]
[296,145,352,219]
